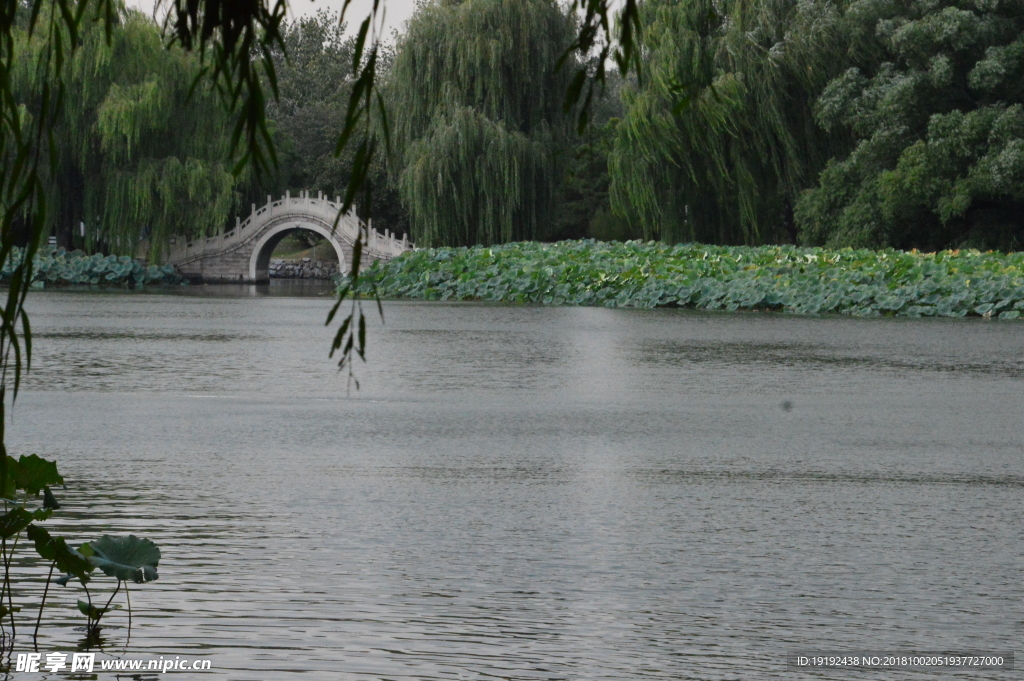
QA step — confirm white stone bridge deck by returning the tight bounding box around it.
[166,191,413,283]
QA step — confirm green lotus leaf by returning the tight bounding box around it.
[0,605,22,618]
[27,525,95,581]
[11,454,63,494]
[77,600,119,619]
[0,508,31,538]
[88,535,160,583]
[0,507,50,539]
[43,486,60,509]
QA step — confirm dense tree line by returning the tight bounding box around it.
[12,6,234,259]
[608,0,844,245]
[389,0,1023,251]
[796,0,1024,250]
[608,0,1024,250]
[19,0,1024,255]
[387,0,576,247]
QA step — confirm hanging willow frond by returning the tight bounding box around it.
[11,7,235,260]
[388,0,577,247]
[399,102,554,246]
[609,0,848,245]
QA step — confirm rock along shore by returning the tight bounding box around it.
[269,258,340,280]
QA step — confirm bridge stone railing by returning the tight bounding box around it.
[165,190,413,282]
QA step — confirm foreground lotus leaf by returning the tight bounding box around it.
[77,600,120,619]
[0,605,22,618]
[87,535,160,583]
[0,508,38,539]
[27,525,95,582]
[11,453,64,494]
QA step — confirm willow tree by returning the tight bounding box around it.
[388,0,578,247]
[609,0,848,244]
[12,6,235,259]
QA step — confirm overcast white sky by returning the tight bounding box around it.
[126,0,421,39]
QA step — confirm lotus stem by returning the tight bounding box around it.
[33,561,55,650]
[82,582,93,631]
[124,583,131,646]
[1,537,13,639]
[95,580,121,634]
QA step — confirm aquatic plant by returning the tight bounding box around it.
[1,246,182,288]
[352,240,1024,319]
[69,535,160,642]
[0,456,161,650]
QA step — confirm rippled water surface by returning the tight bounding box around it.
[6,284,1023,679]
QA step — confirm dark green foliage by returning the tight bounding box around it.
[0,453,64,499]
[549,78,626,241]
[609,0,845,245]
[354,240,1024,318]
[0,507,50,539]
[9,453,62,495]
[0,451,161,645]
[389,0,578,247]
[12,8,236,260]
[239,11,408,237]
[26,525,94,583]
[796,0,1024,250]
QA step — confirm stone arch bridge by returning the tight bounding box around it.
[165,191,413,282]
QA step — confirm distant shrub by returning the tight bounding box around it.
[2,246,182,287]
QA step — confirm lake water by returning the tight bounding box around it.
[5,284,1022,679]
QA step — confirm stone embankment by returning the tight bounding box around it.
[269,258,340,280]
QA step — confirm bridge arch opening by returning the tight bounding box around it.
[249,221,348,282]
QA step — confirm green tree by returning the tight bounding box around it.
[548,73,628,241]
[796,0,1024,250]
[267,10,356,195]
[12,7,235,259]
[608,0,846,245]
[238,11,408,239]
[388,0,579,247]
